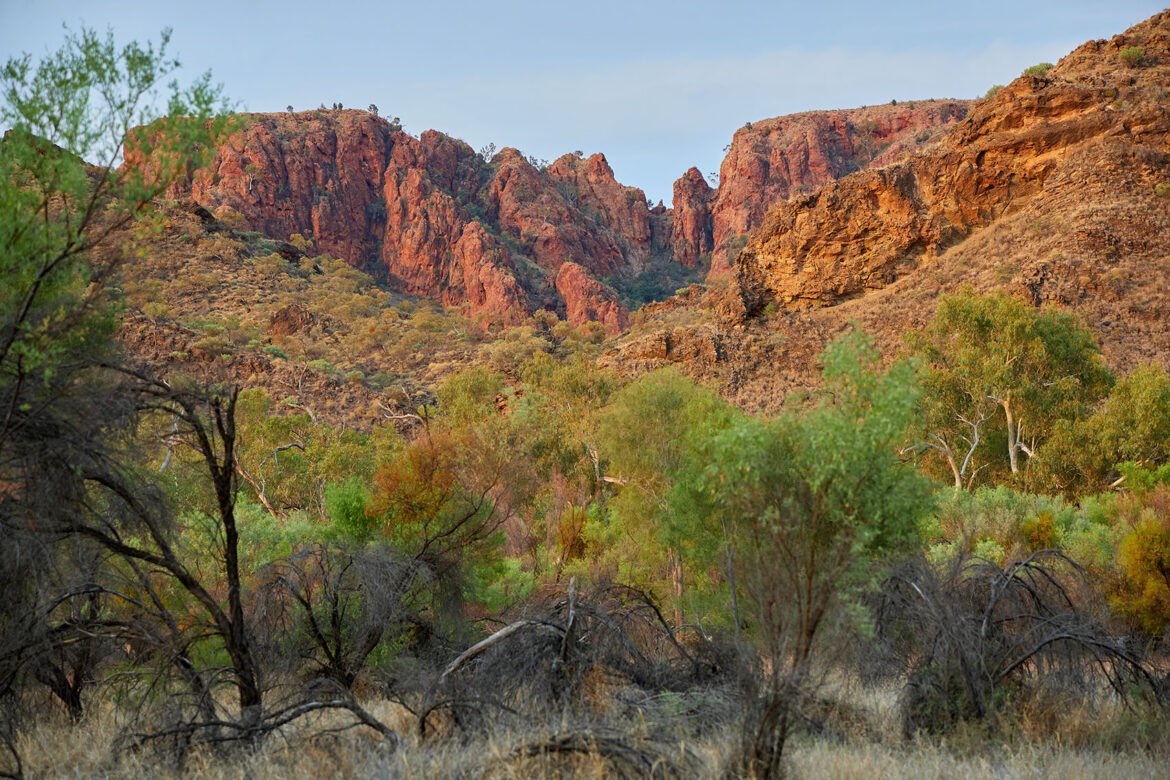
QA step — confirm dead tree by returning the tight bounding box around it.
[870,550,1164,734]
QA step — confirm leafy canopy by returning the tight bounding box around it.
[1,25,234,378]
[909,290,1112,487]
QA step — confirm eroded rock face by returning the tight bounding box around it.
[149,99,976,329]
[554,261,629,334]
[735,12,1170,311]
[670,168,715,267]
[160,112,676,327]
[679,102,973,273]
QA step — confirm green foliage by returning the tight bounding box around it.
[984,85,1004,99]
[1155,182,1170,198]
[924,486,1075,566]
[668,330,933,657]
[1021,62,1054,77]
[1,25,233,384]
[230,388,394,519]
[591,368,740,598]
[1040,363,1170,494]
[1119,46,1144,68]
[307,358,334,373]
[325,476,374,541]
[604,254,710,309]
[909,290,1113,488]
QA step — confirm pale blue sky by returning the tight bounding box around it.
[2,1,1164,203]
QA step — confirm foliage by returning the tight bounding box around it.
[1119,46,1144,68]
[1021,62,1054,77]
[604,254,710,309]
[671,331,932,656]
[1039,363,1170,494]
[593,368,739,603]
[908,290,1113,488]
[1,26,232,383]
[1110,481,1170,636]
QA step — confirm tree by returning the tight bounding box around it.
[0,27,397,751]
[1,26,233,446]
[595,368,739,619]
[667,331,933,775]
[0,26,234,726]
[1040,363,1170,494]
[909,291,1112,488]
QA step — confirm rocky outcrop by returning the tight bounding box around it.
[158,112,679,328]
[670,101,973,273]
[143,91,986,332]
[735,12,1170,311]
[555,261,629,334]
[670,168,715,267]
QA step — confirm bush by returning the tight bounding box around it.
[1119,46,1144,68]
[263,344,288,359]
[1021,62,1053,78]
[1155,182,1170,198]
[142,300,169,319]
[308,358,334,373]
[324,477,373,540]
[984,85,1003,99]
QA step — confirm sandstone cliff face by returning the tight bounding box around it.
[668,101,972,273]
[163,97,970,331]
[670,168,715,267]
[735,13,1170,311]
[554,261,629,335]
[165,112,667,327]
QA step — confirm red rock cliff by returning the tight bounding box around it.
[668,101,973,274]
[159,112,671,327]
[735,11,1170,311]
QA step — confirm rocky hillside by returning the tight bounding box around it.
[159,112,673,332]
[672,100,974,272]
[154,101,970,331]
[605,11,1170,411]
[736,17,1170,312]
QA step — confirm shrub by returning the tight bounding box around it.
[1119,46,1144,68]
[324,477,373,540]
[142,301,169,319]
[308,358,334,373]
[1154,182,1170,198]
[263,344,288,359]
[984,85,1003,99]
[1021,62,1053,78]
[367,371,396,390]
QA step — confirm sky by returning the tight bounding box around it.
[2,1,1165,204]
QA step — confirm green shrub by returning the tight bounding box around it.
[1154,182,1170,198]
[1021,62,1053,78]
[367,371,397,390]
[1119,46,1143,68]
[324,477,373,541]
[263,344,288,359]
[142,301,169,319]
[983,85,1003,99]
[308,358,334,373]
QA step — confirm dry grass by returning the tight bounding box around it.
[786,740,1166,780]
[8,680,1167,779]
